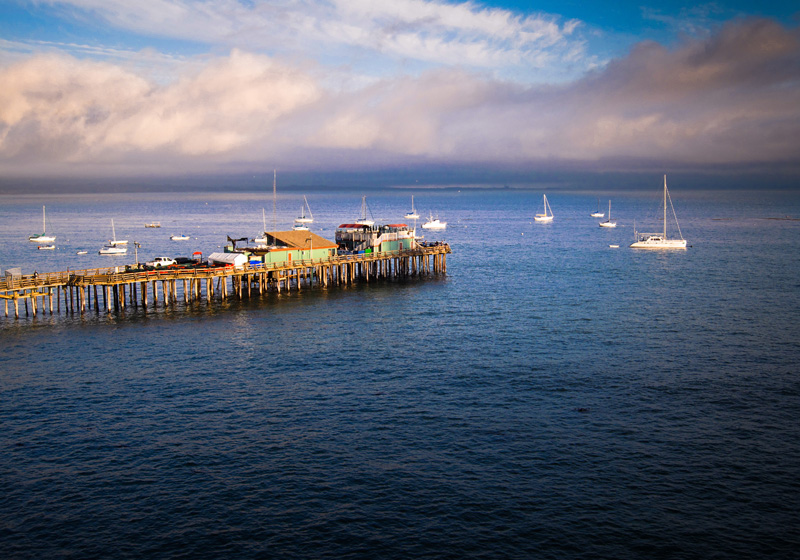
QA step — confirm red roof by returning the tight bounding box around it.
[337,223,409,229]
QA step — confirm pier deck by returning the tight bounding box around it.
[1,243,450,319]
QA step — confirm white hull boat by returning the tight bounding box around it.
[171,234,190,241]
[404,196,420,220]
[356,196,374,227]
[29,206,56,243]
[591,198,604,218]
[422,214,447,230]
[630,175,687,249]
[295,195,314,224]
[599,200,616,228]
[534,194,553,222]
[100,219,128,253]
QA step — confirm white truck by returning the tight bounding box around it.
[145,256,176,268]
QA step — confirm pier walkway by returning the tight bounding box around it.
[0,244,450,319]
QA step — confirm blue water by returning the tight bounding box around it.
[2,188,800,559]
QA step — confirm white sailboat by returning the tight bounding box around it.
[591,198,605,218]
[599,200,617,228]
[99,219,128,254]
[356,196,374,227]
[255,208,269,243]
[630,175,687,249]
[404,196,420,220]
[534,194,554,222]
[28,206,56,243]
[106,219,128,245]
[421,213,447,230]
[295,195,313,224]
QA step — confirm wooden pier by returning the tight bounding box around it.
[0,244,450,319]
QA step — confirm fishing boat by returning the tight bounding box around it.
[171,234,190,241]
[28,206,56,243]
[534,194,554,222]
[630,175,687,249]
[404,196,420,220]
[599,200,617,228]
[295,195,314,224]
[422,213,447,230]
[356,196,374,227]
[144,222,161,228]
[591,198,605,218]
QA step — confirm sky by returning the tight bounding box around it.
[0,1,799,186]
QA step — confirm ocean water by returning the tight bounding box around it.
[1,187,800,559]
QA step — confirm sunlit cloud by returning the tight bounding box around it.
[0,17,798,177]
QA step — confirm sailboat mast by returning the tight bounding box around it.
[43,206,46,232]
[663,174,667,237]
[272,170,277,234]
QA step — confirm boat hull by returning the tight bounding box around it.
[534,215,553,222]
[630,237,686,249]
[29,235,56,243]
[599,221,617,228]
[99,247,127,255]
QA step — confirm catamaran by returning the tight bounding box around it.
[599,200,617,228]
[630,175,687,249]
[28,206,56,243]
[534,194,554,222]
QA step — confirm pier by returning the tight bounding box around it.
[0,244,450,319]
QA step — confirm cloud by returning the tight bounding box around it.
[0,18,798,177]
[37,0,587,79]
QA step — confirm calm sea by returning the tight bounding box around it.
[1,187,799,559]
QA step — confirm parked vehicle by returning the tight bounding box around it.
[145,256,176,268]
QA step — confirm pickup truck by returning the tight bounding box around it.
[145,256,176,268]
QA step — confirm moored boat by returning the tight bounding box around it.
[534,194,553,222]
[28,206,56,243]
[630,175,687,249]
[599,200,617,228]
[422,214,447,230]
